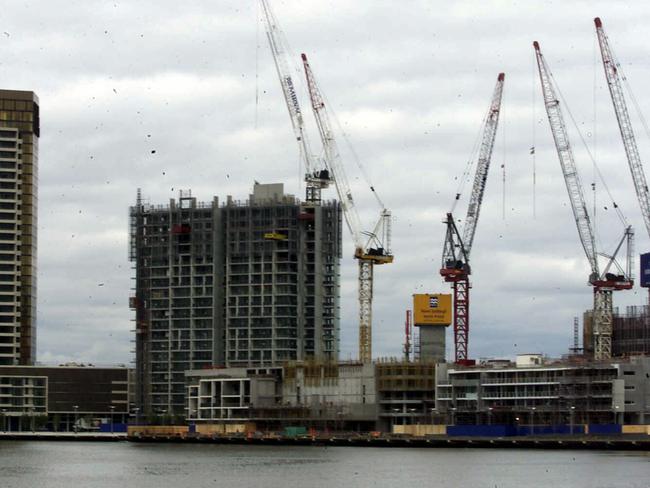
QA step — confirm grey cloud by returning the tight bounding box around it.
[3,0,647,364]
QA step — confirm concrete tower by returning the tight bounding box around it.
[130,183,341,417]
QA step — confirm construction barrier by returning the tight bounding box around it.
[447,424,587,437]
[392,424,446,436]
[195,423,256,435]
[586,424,621,435]
[284,426,307,437]
[447,425,517,437]
[99,423,128,433]
[622,425,650,435]
[516,425,586,436]
[127,425,189,437]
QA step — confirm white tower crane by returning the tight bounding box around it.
[259,0,330,203]
[301,53,393,363]
[534,41,634,360]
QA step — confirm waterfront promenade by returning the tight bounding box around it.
[1,431,649,450]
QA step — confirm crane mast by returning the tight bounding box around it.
[595,17,650,239]
[440,73,505,363]
[259,0,330,203]
[534,41,633,360]
[301,53,393,363]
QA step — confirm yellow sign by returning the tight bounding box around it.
[413,293,451,326]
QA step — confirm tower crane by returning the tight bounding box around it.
[534,41,634,360]
[301,53,393,363]
[595,18,650,239]
[259,0,330,203]
[440,73,505,364]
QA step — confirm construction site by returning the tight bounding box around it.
[124,5,650,440]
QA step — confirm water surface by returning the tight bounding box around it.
[0,441,648,488]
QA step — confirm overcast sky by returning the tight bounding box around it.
[3,1,650,366]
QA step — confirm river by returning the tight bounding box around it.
[0,441,648,487]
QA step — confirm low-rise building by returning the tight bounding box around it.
[186,366,279,422]
[186,361,377,430]
[436,354,650,426]
[376,360,436,431]
[0,365,132,431]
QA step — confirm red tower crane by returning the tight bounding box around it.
[440,73,505,363]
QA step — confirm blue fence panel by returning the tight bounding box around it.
[447,424,590,437]
[588,424,621,435]
[517,424,584,435]
[99,423,128,433]
[447,425,517,437]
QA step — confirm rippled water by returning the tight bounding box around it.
[0,441,648,488]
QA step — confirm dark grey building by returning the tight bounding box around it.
[130,183,342,416]
[0,365,131,431]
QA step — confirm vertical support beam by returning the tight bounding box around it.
[453,277,470,362]
[404,310,411,362]
[593,288,613,360]
[358,259,373,363]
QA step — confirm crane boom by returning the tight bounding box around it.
[259,0,329,202]
[533,41,599,279]
[301,53,393,363]
[440,73,505,363]
[462,73,505,256]
[301,53,364,249]
[595,17,650,239]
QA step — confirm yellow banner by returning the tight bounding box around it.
[413,293,451,326]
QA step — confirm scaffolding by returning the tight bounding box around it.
[585,306,650,358]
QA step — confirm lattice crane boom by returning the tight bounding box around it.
[534,42,599,278]
[301,53,364,248]
[440,73,505,363]
[301,53,393,363]
[259,0,329,202]
[462,73,505,257]
[595,17,650,239]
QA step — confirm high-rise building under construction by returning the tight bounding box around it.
[0,90,39,366]
[130,183,342,416]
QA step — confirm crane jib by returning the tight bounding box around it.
[284,76,301,116]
